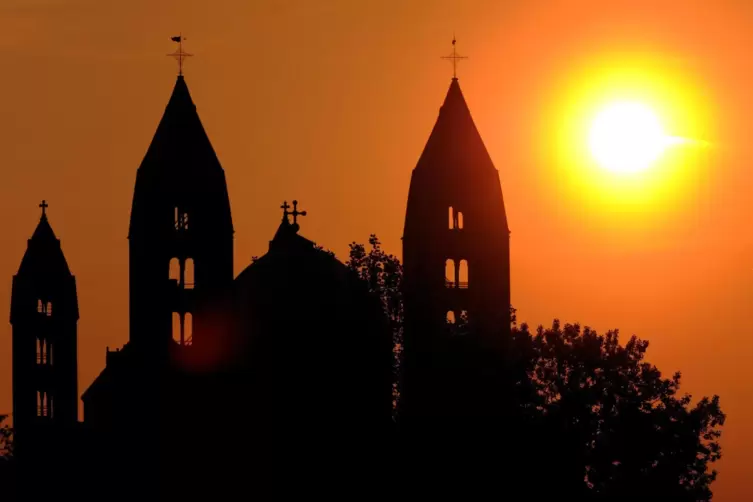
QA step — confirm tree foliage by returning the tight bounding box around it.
[347,235,403,410]
[511,320,725,500]
[346,235,725,500]
[0,414,14,489]
[0,415,11,459]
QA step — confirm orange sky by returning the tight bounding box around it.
[0,0,751,498]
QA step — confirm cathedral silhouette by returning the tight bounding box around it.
[7,47,511,496]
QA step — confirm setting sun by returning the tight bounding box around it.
[588,101,677,173]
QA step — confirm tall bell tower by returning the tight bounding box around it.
[128,59,233,354]
[401,43,511,420]
[10,202,79,458]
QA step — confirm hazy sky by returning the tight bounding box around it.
[0,1,751,498]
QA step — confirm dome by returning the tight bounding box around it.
[227,213,393,428]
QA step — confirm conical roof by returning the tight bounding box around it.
[139,75,223,176]
[17,210,71,278]
[30,213,57,242]
[128,75,233,238]
[414,78,497,174]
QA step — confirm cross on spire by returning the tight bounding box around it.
[280,200,291,222]
[39,200,48,217]
[167,34,193,76]
[289,200,307,225]
[440,36,467,79]
[280,200,307,232]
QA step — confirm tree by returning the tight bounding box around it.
[345,235,725,499]
[0,415,12,459]
[514,320,725,501]
[347,235,403,411]
[0,414,14,494]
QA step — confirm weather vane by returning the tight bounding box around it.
[440,36,467,79]
[167,34,192,76]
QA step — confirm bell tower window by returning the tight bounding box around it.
[169,257,195,289]
[36,337,52,365]
[37,299,52,316]
[449,207,464,230]
[184,312,193,345]
[184,258,195,289]
[37,391,50,418]
[172,312,181,344]
[169,258,180,282]
[174,206,189,231]
[445,259,456,287]
[446,311,456,324]
[172,311,193,346]
[458,260,469,289]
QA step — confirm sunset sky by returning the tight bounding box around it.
[0,0,751,498]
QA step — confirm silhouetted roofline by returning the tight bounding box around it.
[17,210,72,277]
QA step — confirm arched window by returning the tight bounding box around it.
[37,391,48,417]
[48,341,53,366]
[458,260,469,288]
[172,312,181,344]
[184,258,195,289]
[174,207,189,231]
[184,312,193,345]
[445,259,456,287]
[36,337,43,364]
[449,207,464,230]
[37,299,51,315]
[169,258,180,282]
[446,311,456,324]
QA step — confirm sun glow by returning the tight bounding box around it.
[588,101,682,173]
[540,52,714,233]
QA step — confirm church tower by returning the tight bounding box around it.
[401,67,511,419]
[128,72,233,354]
[10,202,79,456]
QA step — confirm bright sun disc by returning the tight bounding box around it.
[588,101,672,173]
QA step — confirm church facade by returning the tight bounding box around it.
[7,54,512,492]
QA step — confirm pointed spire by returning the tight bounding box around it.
[31,200,57,242]
[127,71,230,246]
[414,77,496,174]
[136,75,221,176]
[18,201,71,277]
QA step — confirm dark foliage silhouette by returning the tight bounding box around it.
[0,415,12,459]
[511,320,725,500]
[347,236,724,499]
[0,415,14,495]
[347,235,403,411]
